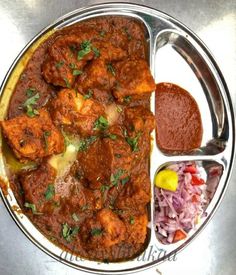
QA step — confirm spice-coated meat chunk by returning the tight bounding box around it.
[125,214,148,245]
[97,208,126,247]
[112,59,155,102]
[77,127,132,189]
[124,106,155,169]
[42,34,96,88]
[50,89,105,136]
[124,106,156,134]
[20,163,57,213]
[1,109,64,162]
[76,59,116,102]
[80,208,126,248]
[115,171,150,211]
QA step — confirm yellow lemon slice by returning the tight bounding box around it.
[155,169,178,191]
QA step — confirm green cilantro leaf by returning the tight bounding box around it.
[63,77,71,88]
[44,184,55,200]
[22,93,40,117]
[62,223,80,242]
[25,87,36,97]
[91,228,103,236]
[107,63,116,76]
[94,116,109,131]
[43,130,51,151]
[72,69,83,76]
[55,60,64,69]
[92,47,100,58]
[78,136,97,151]
[24,202,42,215]
[125,132,142,152]
[130,216,135,225]
[124,95,132,103]
[83,89,93,99]
[110,169,125,187]
[78,40,91,60]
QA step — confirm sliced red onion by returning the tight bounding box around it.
[155,162,208,244]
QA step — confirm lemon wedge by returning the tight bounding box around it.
[155,169,178,191]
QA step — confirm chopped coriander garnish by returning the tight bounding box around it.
[92,47,100,58]
[94,116,109,131]
[107,134,117,140]
[100,185,110,193]
[78,40,91,60]
[22,92,40,117]
[115,153,122,158]
[110,169,125,187]
[72,213,80,222]
[43,130,51,151]
[124,95,132,103]
[69,63,77,69]
[83,89,93,99]
[25,87,36,97]
[125,132,142,152]
[91,228,103,236]
[25,105,39,117]
[62,223,79,242]
[121,176,130,185]
[24,202,42,215]
[63,77,71,88]
[72,69,83,76]
[99,30,106,37]
[23,93,39,107]
[78,136,97,151]
[130,216,135,225]
[44,184,55,200]
[55,60,64,69]
[107,63,116,76]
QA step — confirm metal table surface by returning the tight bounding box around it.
[0,1,235,275]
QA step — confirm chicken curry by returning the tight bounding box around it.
[1,16,156,261]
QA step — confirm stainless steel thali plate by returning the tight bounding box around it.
[0,3,234,274]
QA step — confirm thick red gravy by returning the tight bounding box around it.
[155,82,202,153]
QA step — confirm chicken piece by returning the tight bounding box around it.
[76,59,116,102]
[50,89,105,136]
[125,214,148,244]
[123,106,155,168]
[1,109,64,162]
[112,59,155,102]
[77,126,132,189]
[80,209,126,248]
[42,34,95,88]
[20,163,57,213]
[97,209,126,247]
[124,106,155,134]
[115,172,150,211]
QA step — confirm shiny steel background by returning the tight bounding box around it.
[0,1,235,275]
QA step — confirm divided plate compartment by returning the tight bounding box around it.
[0,3,234,275]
